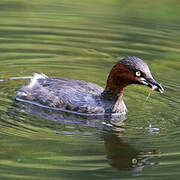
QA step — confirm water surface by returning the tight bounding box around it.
[0,0,180,179]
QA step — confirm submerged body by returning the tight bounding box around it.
[16,56,164,115]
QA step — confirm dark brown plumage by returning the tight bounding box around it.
[16,56,164,116]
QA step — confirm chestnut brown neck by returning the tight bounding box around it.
[105,64,134,95]
[100,64,134,113]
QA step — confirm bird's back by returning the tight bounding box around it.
[16,77,105,114]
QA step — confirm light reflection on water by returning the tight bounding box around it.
[0,0,179,179]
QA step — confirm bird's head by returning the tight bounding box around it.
[106,56,164,95]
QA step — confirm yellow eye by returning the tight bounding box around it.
[136,71,141,77]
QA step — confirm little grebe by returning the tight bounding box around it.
[16,56,164,116]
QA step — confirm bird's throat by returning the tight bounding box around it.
[101,89,127,114]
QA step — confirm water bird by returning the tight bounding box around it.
[16,56,164,116]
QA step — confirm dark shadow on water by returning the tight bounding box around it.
[104,131,157,175]
[15,101,158,176]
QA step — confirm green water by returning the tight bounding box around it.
[0,0,180,179]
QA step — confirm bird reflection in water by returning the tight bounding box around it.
[16,101,158,175]
[104,131,157,175]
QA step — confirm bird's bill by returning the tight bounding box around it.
[139,77,164,93]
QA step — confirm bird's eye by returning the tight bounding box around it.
[136,71,141,77]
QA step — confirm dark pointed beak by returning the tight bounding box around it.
[138,77,164,93]
[145,78,164,93]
